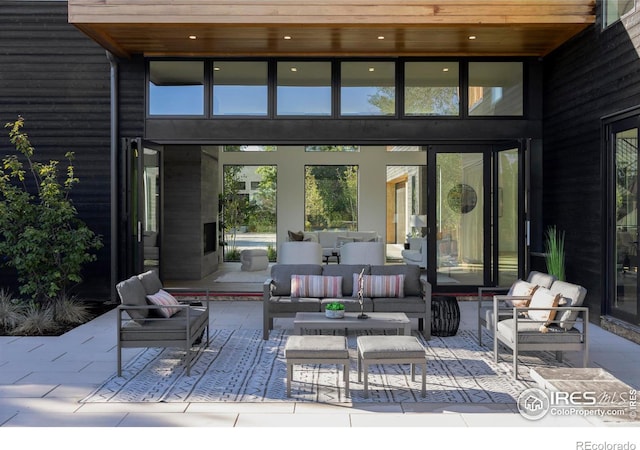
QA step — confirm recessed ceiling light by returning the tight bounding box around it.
[468,35,477,40]
[188,35,197,40]
[290,67,298,72]
[213,67,221,71]
[442,67,449,72]
[377,36,385,40]
[368,67,375,72]
[283,35,292,40]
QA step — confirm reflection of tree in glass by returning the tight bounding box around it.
[369,87,458,115]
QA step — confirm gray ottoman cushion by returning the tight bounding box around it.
[357,335,425,359]
[285,335,348,359]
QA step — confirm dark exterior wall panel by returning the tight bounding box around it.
[0,1,111,298]
[543,5,640,321]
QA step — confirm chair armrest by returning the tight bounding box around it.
[419,274,431,298]
[477,286,509,310]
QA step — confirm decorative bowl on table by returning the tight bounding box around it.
[325,302,345,319]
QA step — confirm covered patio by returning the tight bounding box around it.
[1,296,638,427]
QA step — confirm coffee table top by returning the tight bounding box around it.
[295,312,409,325]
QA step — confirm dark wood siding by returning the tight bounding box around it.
[0,1,111,297]
[543,4,640,319]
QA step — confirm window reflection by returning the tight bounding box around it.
[341,62,395,116]
[405,62,459,116]
[277,62,332,116]
[468,62,523,116]
[213,61,268,116]
[149,61,204,115]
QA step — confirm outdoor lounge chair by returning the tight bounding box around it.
[115,270,209,376]
[493,280,588,379]
[476,271,556,345]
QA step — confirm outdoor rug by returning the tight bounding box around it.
[82,329,572,403]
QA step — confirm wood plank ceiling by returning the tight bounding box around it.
[68,0,596,58]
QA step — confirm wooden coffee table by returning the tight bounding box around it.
[293,312,411,335]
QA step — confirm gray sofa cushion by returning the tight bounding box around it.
[372,296,425,313]
[116,276,150,321]
[138,270,163,295]
[321,264,370,296]
[270,264,323,296]
[371,264,421,296]
[497,318,583,344]
[120,306,208,342]
[268,296,322,313]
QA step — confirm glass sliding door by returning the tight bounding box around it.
[612,122,639,323]
[434,151,486,286]
[142,148,161,272]
[121,138,144,277]
[496,147,520,286]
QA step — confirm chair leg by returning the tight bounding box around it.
[286,362,293,397]
[343,363,350,397]
[421,362,426,398]
[117,345,122,377]
[512,348,518,380]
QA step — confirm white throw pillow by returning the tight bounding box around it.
[505,279,538,307]
[527,287,560,327]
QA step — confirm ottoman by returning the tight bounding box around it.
[240,249,269,271]
[284,335,350,397]
[357,335,426,398]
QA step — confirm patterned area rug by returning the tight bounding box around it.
[82,329,571,403]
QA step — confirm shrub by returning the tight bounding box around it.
[0,288,23,332]
[53,293,92,325]
[267,245,277,262]
[11,302,55,336]
[0,117,103,303]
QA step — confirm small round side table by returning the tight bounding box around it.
[431,295,460,337]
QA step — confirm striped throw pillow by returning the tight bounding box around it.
[353,274,405,298]
[291,275,343,298]
[146,289,181,318]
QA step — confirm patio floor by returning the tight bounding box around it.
[1,276,639,445]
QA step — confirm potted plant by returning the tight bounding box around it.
[545,225,566,281]
[325,301,345,319]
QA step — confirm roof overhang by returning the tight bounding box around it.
[68,0,596,58]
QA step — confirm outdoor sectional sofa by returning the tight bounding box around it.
[263,263,432,340]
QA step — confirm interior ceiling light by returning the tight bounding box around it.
[377,36,385,40]
[213,67,221,71]
[188,35,197,40]
[468,35,477,40]
[443,67,449,72]
[283,35,292,40]
[290,67,298,72]
[368,67,375,72]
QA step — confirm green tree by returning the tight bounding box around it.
[221,165,250,256]
[0,117,103,302]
